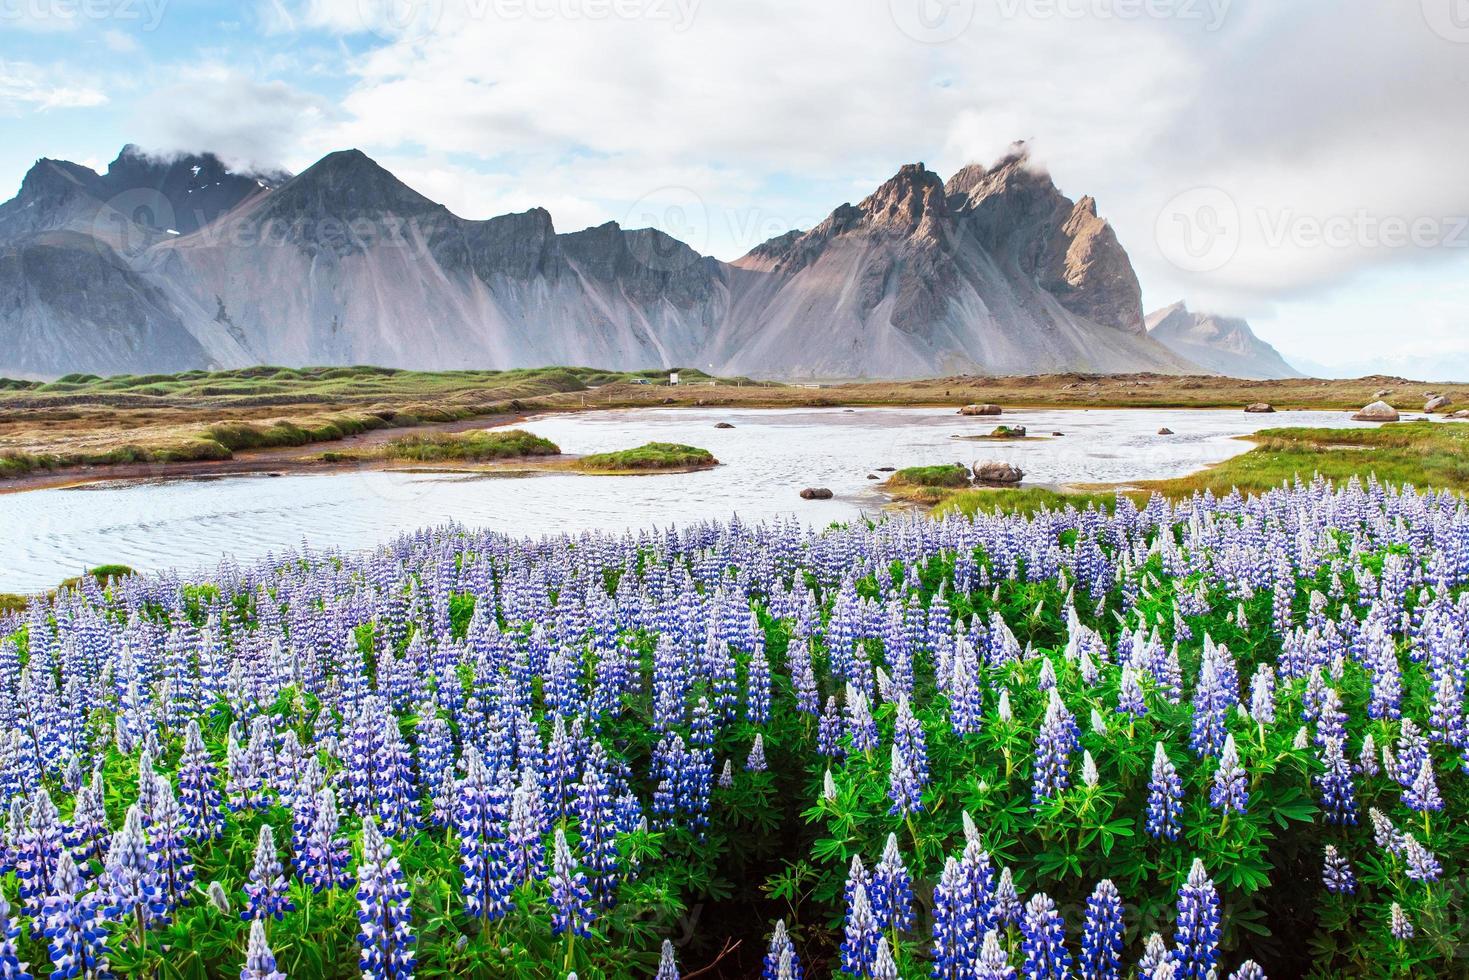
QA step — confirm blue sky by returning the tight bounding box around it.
[4,0,1469,378]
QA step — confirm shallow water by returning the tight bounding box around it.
[0,406,1376,592]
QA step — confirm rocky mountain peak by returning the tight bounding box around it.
[856,162,951,241]
[1146,302,1302,379]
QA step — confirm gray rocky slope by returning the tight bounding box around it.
[0,144,1203,379]
[1145,302,1302,380]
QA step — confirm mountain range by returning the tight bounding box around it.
[0,144,1298,380]
[1144,302,1303,380]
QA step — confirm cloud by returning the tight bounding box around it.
[129,67,335,175]
[0,60,108,113]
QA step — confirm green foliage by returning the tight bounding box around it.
[383,429,561,462]
[887,464,972,489]
[577,443,718,472]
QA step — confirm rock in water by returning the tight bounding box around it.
[1425,395,1453,412]
[1244,403,1275,413]
[799,487,834,500]
[1157,427,1174,435]
[959,404,1003,416]
[714,422,735,429]
[972,461,1023,484]
[1352,400,1400,422]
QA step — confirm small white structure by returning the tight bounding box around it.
[669,370,680,386]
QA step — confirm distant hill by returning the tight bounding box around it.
[1146,302,1302,380]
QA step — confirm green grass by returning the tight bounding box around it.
[934,487,1126,517]
[383,429,561,462]
[887,463,973,489]
[1136,421,1469,496]
[577,442,718,472]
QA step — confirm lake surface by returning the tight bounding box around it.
[0,407,1377,593]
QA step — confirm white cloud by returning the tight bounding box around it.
[0,60,108,113]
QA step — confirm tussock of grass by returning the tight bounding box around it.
[887,464,972,489]
[384,429,561,462]
[577,442,717,472]
[935,487,1126,517]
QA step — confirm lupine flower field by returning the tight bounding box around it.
[3,476,1469,978]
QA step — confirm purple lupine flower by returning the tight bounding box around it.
[0,889,30,980]
[1403,834,1442,883]
[1116,667,1147,719]
[574,741,620,909]
[42,850,108,980]
[357,818,416,980]
[1174,859,1220,980]
[655,939,678,980]
[817,697,844,758]
[415,714,456,829]
[841,880,881,978]
[1080,880,1124,980]
[870,833,914,933]
[976,929,1016,980]
[994,867,1022,928]
[1032,689,1076,803]
[455,750,511,921]
[64,777,109,869]
[1229,961,1267,980]
[1137,933,1174,980]
[1189,658,1230,758]
[1021,892,1072,980]
[747,734,768,773]
[506,767,545,884]
[301,788,352,894]
[242,824,293,922]
[1403,757,1443,813]
[845,686,879,756]
[1316,737,1358,825]
[241,917,286,980]
[549,828,594,939]
[1389,902,1413,940]
[1322,845,1356,895]
[148,776,195,912]
[888,744,923,817]
[872,937,897,980]
[894,696,930,785]
[104,803,167,935]
[763,919,801,980]
[1147,743,1183,841]
[179,720,225,841]
[16,788,64,927]
[1210,735,1248,815]
[932,856,977,980]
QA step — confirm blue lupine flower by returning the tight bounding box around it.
[976,929,1015,980]
[16,789,64,927]
[240,823,292,923]
[0,889,30,980]
[870,833,914,933]
[1174,859,1220,980]
[42,850,109,980]
[549,828,594,939]
[357,818,416,980]
[1116,667,1147,719]
[1322,845,1356,895]
[1403,757,1443,813]
[841,880,881,978]
[888,744,923,817]
[1229,961,1267,980]
[1210,735,1248,815]
[1389,902,1413,940]
[1080,879,1124,980]
[994,867,1022,928]
[105,804,166,934]
[1403,834,1442,883]
[1147,743,1183,840]
[655,939,678,980]
[1021,892,1072,980]
[178,720,225,842]
[575,741,620,909]
[871,937,897,980]
[241,917,286,980]
[932,856,977,980]
[894,696,930,785]
[763,919,801,980]
[1032,690,1076,803]
[747,734,768,773]
[301,788,352,894]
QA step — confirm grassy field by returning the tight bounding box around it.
[916,421,1469,516]
[1,363,1464,484]
[379,429,561,462]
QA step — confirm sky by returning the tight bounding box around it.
[2,0,1468,377]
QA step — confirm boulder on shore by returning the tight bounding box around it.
[799,487,834,500]
[1450,409,1469,419]
[958,403,1003,416]
[1352,400,1400,422]
[973,461,1024,484]
[1425,395,1454,413]
[1244,403,1275,413]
